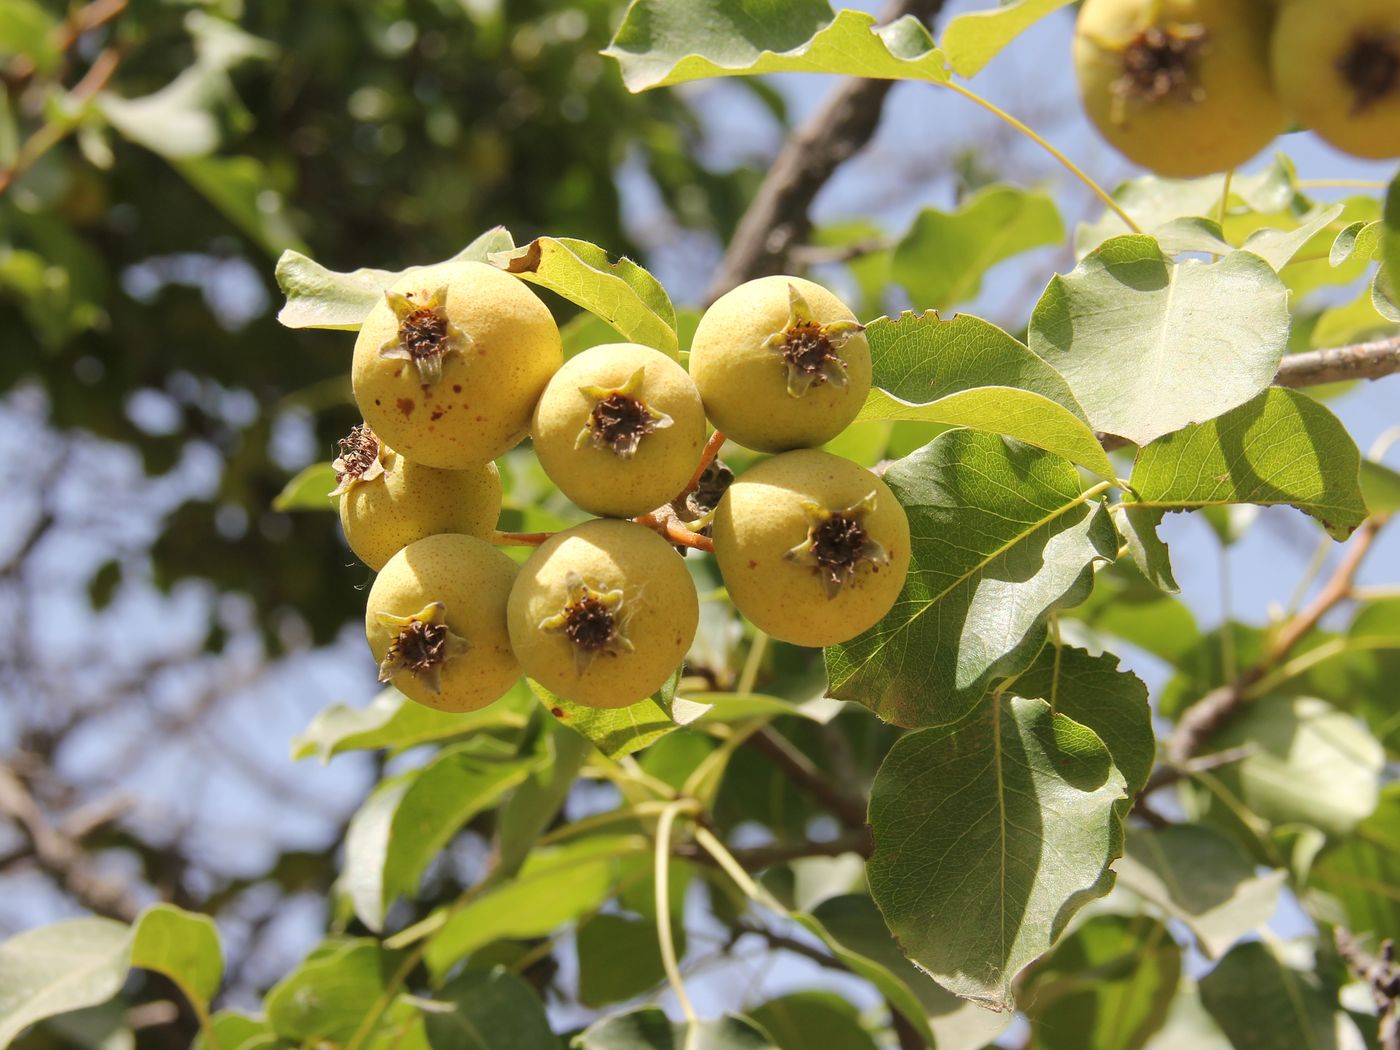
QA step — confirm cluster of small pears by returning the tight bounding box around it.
[1075,0,1400,178]
[331,262,910,714]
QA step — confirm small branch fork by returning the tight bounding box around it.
[1336,929,1400,1050]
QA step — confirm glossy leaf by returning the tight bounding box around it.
[939,0,1073,77]
[1111,504,1179,593]
[1128,388,1368,541]
[489,237,678,356]
[1012,644,1155,797]
[1199,942,1346,1050]
[604,5,948,92]
[531,672,709,760]
[868,695,1127,1009]
[273,228,514,330]
[892,187,1064,310]
[343,741,539,932]
[826,430,1118,728]
[292,685,532,763]
[424,967,557,1049]
[1116,824,1284,958]
[1019,914,1180,1050]
[1029,237,1290,446]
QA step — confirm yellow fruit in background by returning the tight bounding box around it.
[531,342,707,518]
[332,423,501,570]
[365,533,520,712]
[689,275,870,454]
[1272,0,1400,159]
[352,260,563,469]
[1074,0,1287,177]
[713,450,910,648]
[507,519,698,708]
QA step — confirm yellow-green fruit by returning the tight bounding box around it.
[1074,0,1287,177]
[531,342,706,518]
[333,424,501,571]
[713,450,910,648]
[365,533,520,712]
[1272,0,1400,159]
[507,519,698,708]
[352,260,563,469]
[689,275,870,453]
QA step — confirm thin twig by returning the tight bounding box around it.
[1335,929,1400,1050]
[749,726,867,828]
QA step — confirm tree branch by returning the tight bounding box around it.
[703,0,949,302]
[749,725,868,828]
[1275,335,1400,389]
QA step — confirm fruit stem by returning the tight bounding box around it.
[654,800,698,1024]
[634,509,716,553]
[938,81,1145,235]
[491,529,554,546]
[682,429,728,497]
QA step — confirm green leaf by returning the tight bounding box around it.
[1029,237,1290,446]
[1382,170,1400,297]
[192,1011,273,1050]
[489,238,678,357]
[1111,504,1179,593]
[604,5,948,93]
[747,992,877,1050]
[1360,458,1400,516]
[1329,220,1383,267]
[0,1,59,72]
[1241,204,1346,272]
[826,430,1118,728]
[273,228,514,331]
[495,720,592,876]
[1127,388,1368,541]
[531,671,709,760]
[1115,825,1284,958]
[1308,783,1400,941]
[575,1008,777,1049]
[172,155,307,257]
[858,386,1116,481]
[892,187,1064,311]
[866,312,1087,417]
[0,918,130,1049]
[343,741,539,932]
[576,914,672,1008]
[424,835,648,978]
[1011,644,1155,797]
[806,895,1011,1050]
[939,0,1073,77]
[272,462,337,512]
[868,695,1127,1009]
[291,685,531,763]
[1199,941,1345,1050]
[1019,914,1180,1050]
[128,905,223,1010]
[424,967,558,1049]
[1205,696,1383,837]
[1065,561,1201,664]
[265,939,395,1044]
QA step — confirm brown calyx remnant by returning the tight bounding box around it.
[375,602,470,694]
[329,423,386,496]
[785,492,891,598]
[1114,23,1208,104]
[378,286,472,386]
[539,572,636,672]
[762,285,863,398]
[1338,32,1399,113]
[576,367,672,459]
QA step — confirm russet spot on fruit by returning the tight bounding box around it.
[352,260,563,470]
[507,519,698,708]
[531,342,707,518]
[1271,0,1400,160]
[1074,0,1286,177]
[365,533,521,712]
[713,449,910,648]
[689,275,870,453]
[333,423,502,571]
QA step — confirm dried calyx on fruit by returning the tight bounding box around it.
[1073,0,1285,177]
[377,286,472,386]
[374,602,469,693]
[576,368,673,459]
[785,492,890,598]
[763,285,865,398]
[1272,0,1400,160]
[538,571,636,671]
[329,423,385,495]
[690,275,871,453]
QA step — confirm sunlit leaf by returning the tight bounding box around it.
[531,671,709,759]
[273,462,337,512]
[939,0,1073,77]
[1110,504,1179,593]
[0,919,130,1049]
